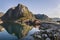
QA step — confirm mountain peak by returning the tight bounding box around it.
[17,4,22,8]
[17,4,23,7]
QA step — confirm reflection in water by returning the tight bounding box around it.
[1,22,23,39]
[0,29,18,40]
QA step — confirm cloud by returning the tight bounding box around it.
[47,4,60,18]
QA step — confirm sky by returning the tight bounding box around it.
[0,0,60,18]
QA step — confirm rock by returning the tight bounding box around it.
[1,28,5,31]
[0,12,4,24]
[0,12,4,17]
[0,25,4,32]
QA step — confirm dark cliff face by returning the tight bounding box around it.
[1,4,35,22]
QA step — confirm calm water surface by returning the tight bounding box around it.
[0,29,18,40]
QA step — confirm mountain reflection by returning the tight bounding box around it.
[0,22,23,39]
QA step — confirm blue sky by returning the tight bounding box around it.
[0,0,60,18]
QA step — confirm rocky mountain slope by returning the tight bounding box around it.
[1,4,35,22]
[34,14,52,21]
